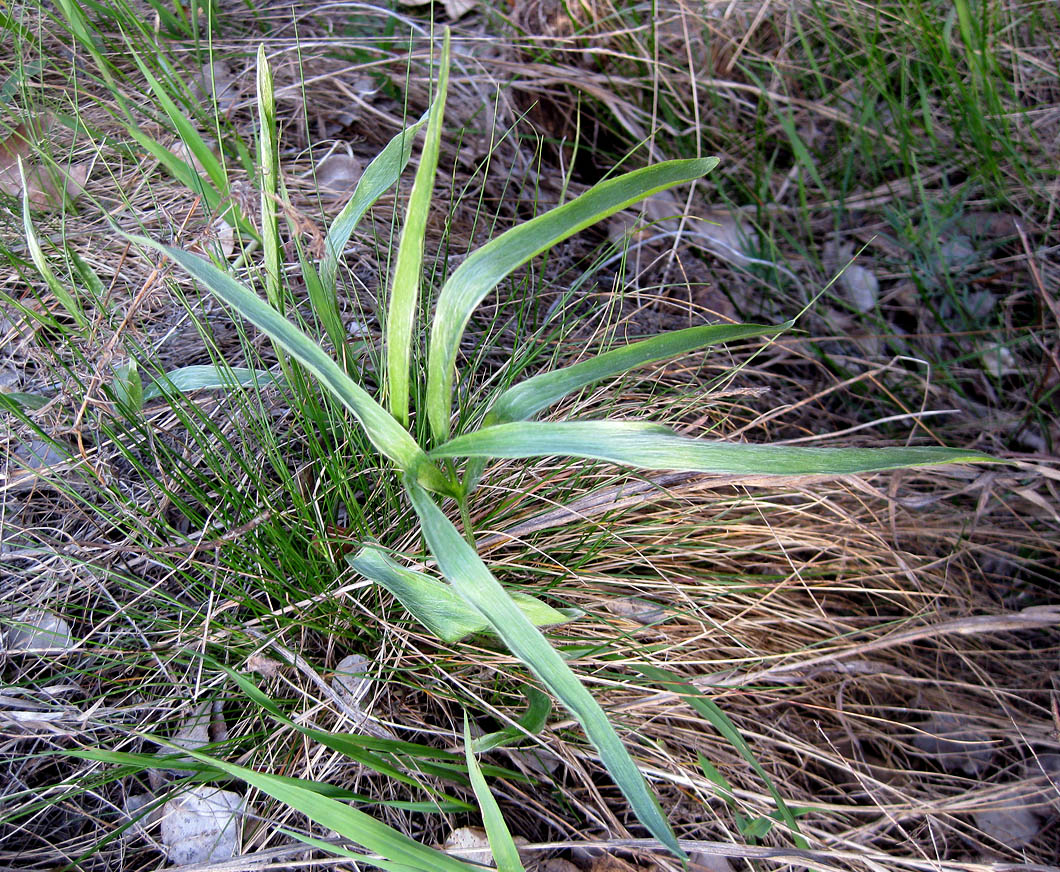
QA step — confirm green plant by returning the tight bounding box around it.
[61,24,993,870]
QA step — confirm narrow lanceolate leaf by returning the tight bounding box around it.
[349,545,575,643]
[141,365,278,401]
[386,28,450,427]
[426,156,720,443]
[432,420,995,475]
[460,321,790,493]
[464,715,526,872]
[130,50,228,193]
[488,321,792,425]
[20,159,87,329]
[319,113,430,294]
[405,479,684,859]
[256,44,282,312]
[130,235,454,496]
[125,743,479,872]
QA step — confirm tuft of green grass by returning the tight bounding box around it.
[88,26,989,865]
[2,2,1041,870]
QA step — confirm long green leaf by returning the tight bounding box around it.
[20,159,87,329]
[464,715,526,872]
[129,235,454,495]
[488,322,790,425]
[66,749,470,811]
[461,320,791,492]
[126,743,480,872]
[405,479,684,859]
[141,364,278,401]
[426,157,720,442]
[386,28,450,427]
[256,44,282,312]
[349,545,575,643]
[432,420,994,475]
[472,686,551,753]
[319,114,430,294]
[130,50,227,194]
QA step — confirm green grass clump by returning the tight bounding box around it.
[1,2,1029,869]
[69,27,985,867]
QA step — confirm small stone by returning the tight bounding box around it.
[124,793,163,840]
[605,597,666,625]
[314,152,362,193]
[911,713,994,775]
[838,264,878,313]
[973,792,1041,849]
[689,853,734,872]
[939,234,977,271]
[540,860,580,872]
[696,211,759,265]
[12,439,70,471]
[443,826,493,866]
[980,345,1017,377]
[5,609,73,651]
[332,653,371,708]
[157,702,215,776]
[1023,753,1060,809]
[160,786,244,865]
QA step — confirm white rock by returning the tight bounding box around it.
[939,234,977,270]
[332,653,371,709]
[157,701,215,776]
[605,597,666,625]
[314,152,363,193]
[838,264,878,313]
[12,440,70,471]
[124,793,163,840]
[198,61,240,114]
[980,345,1017,377]
[443,826,493,866]
[690,852,734,871]
[444,0,478,20]
[974,793,1041,849]
[5,609,73,651]
[160,786,244,865]
[1023,753,1060,808]
[911,713,994,775]
[695,211,759,265]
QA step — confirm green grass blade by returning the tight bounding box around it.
[488,321,792,425]
[128,235,454,495]
[637,665,808,850]
[349,545,574,643]
[20,160,87,329]
[279,829,430,872]
[129,50,227,195]
[405,479,684,859]
[464,715,526,872]
[472,685,551,753]
[128,743,480,872]
[432,420,994,475]
[0,392,50,412]
[426,156,720,443]
[66,749,468,811]
[256,45,282,312]
[386,28,450,427]
[320,114,430,295]
[140,365,278,401]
